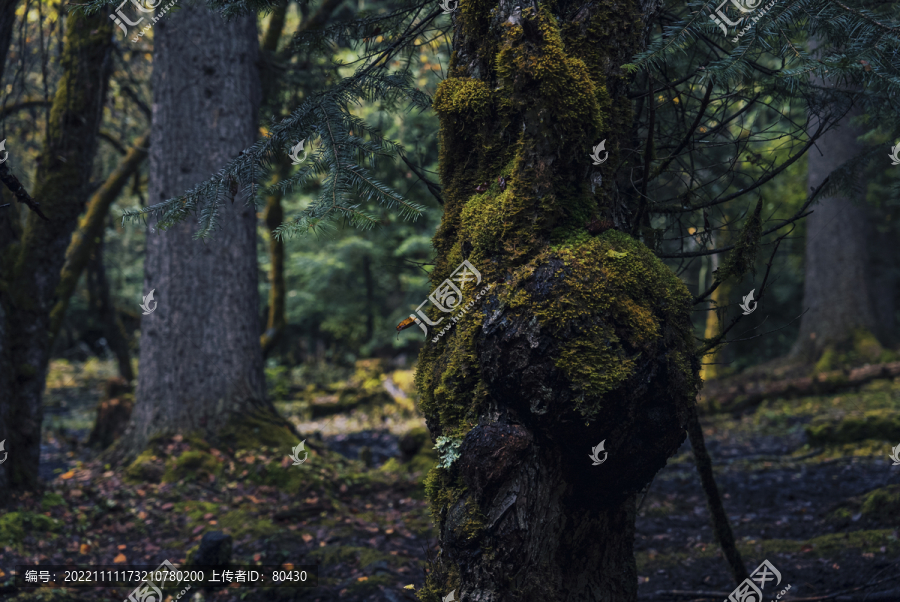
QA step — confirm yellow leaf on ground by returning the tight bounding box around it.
[79,544,90,555]
[60,471,74,480]
[404,584,415,590]
[113,553,127,564]
[357,577,368,582]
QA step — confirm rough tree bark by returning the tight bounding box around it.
[414,3,700,601]
[119,1,265,458]
[792,45,895,362]
[0,9,113,492]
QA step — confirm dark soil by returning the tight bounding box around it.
[2,366,899,602]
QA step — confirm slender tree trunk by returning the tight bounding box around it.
[0,8,113,492]
[261,166,288,357]
[686,403,747,585]
[49,132,150,348]
[120,0,265,458]
[0,0,19,85]
[414,3,700,600]
[362,254,374,342]
[86,234,135,382]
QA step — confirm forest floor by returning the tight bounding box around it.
[0,358,898,602]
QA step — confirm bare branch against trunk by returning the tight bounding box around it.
[0,7,114,492]
[119,1,268,459]
[260,4,289,357]
[261,166,288,357]
[413,3,703,600]
[49,132,150,347]
[685,403,747,585]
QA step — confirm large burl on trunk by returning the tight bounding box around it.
[414,2,700,601]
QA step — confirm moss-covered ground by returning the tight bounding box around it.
[3,359,437,602]
[634,374,900,599]
[8,358,900,601]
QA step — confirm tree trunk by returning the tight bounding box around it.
[791,105,883,361]
[86,233,135,382]
[49,132,150,348]
[0,8,113,492]
[414,4,699,601]
[0,0,19,85]
[120,1,265,458]
[261,166,288,357]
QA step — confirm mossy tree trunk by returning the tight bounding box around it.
[119,1,267,459]
[414,3,700,601]
[48,131,150,350]
[0,8,113,493]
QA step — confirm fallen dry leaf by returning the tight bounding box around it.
[79,543,91,555]
[192,526,204,535]
[117,544,126,550]
[301,534,313,543]
[357,577,368,582]
[282,563,294,571]
[161,502,174,511]
[60,471,74,480]
[253,553,262,562]
[138,511,148,520]
[113,553,127,564]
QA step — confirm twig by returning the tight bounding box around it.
[632,75,655,236]
[399,150,443,205]
[0,163,48,220]
[695,229,787,356]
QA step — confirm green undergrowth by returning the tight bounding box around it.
[0,511,61,549]
[123,407,385,503]
[832,485,900,522]
[269,359,418,420]
[814,330,899,373]
[636,529,900,572]
[806,408,900,445]
[174,500,281,540]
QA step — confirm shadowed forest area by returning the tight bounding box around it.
[1,0,900,601]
